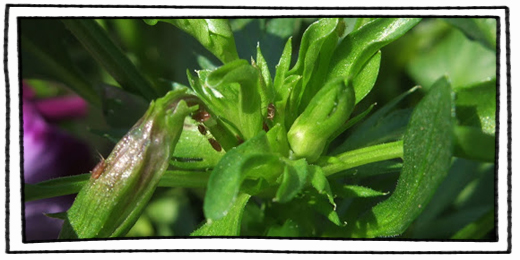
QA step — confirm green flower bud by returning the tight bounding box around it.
[59,90,197,239]
[287,79,355,162]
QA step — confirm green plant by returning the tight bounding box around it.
[22,17,496,239]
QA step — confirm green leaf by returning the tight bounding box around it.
[329,160,403,179]
[455,79,496,135]
[191,193,251,236]
[59,90,196,239]
[253,45,275,117]
[308,165,335,207]
[203,132,284,221]
[275,159,309,203]
[266,219,301,237]
[305,189,342,226]
[61,19,160,101]
[149,19,239,64]
[453,125,495,163]
[350,77,454,238]
[190,59,264,140]
[451,209,494,240]
[24,170,211,202]
[327,18,422,104]
[20,19,101,106]
[288,18,340,84]
[332,86,419,154]
[350,50,382,104]
[24,174,90,202]
[442,18,496,50]
[273,37,293,101]
[409,158,493,239]
[320,141,404,177]
[160,170,210,188]
[326,103,376,147]
[307,166,341,226]
[100,83,149,129]
[332,184,388,198]
[287,18,342,116]
[170,117,225,170]
[265,124,290,157]
[407,28,496,91]
[231,18,302,75]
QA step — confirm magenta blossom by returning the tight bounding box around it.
[23,82,93,241]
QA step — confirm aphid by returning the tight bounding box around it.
[91,156,106,179]
[197,124,207,135]
[267,103,275,120]
[263,122,269,132]
[208,138,222,152]
[236,135,244,145]
[192,109,211,122]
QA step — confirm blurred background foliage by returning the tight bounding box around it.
[20,17,496,239]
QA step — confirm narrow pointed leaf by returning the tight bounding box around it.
[61,19,160,100]
[327,18,422,104]
[275,159,309,203]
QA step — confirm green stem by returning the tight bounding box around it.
[24,170,210,202]
[61,19,160,101]
[319,140,404,176]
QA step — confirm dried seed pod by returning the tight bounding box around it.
[60,90,197,239]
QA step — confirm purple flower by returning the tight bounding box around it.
[23,82,93,241]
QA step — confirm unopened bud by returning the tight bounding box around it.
[287,80,355,162]
[59,89,197,239]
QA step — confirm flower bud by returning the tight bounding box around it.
[59,90,197,239]
[287,79,355,162]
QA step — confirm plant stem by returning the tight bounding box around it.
[319,140,404,176]
[24,170,210,202]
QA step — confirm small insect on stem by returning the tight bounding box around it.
[192,108,211,123]
[208,138,222,152]
[91,155,106,179]
[263,122,270,132]
[197,124,207,135]
[263,103,276,132]
[267,103,275,121]
[236,135,244,145]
